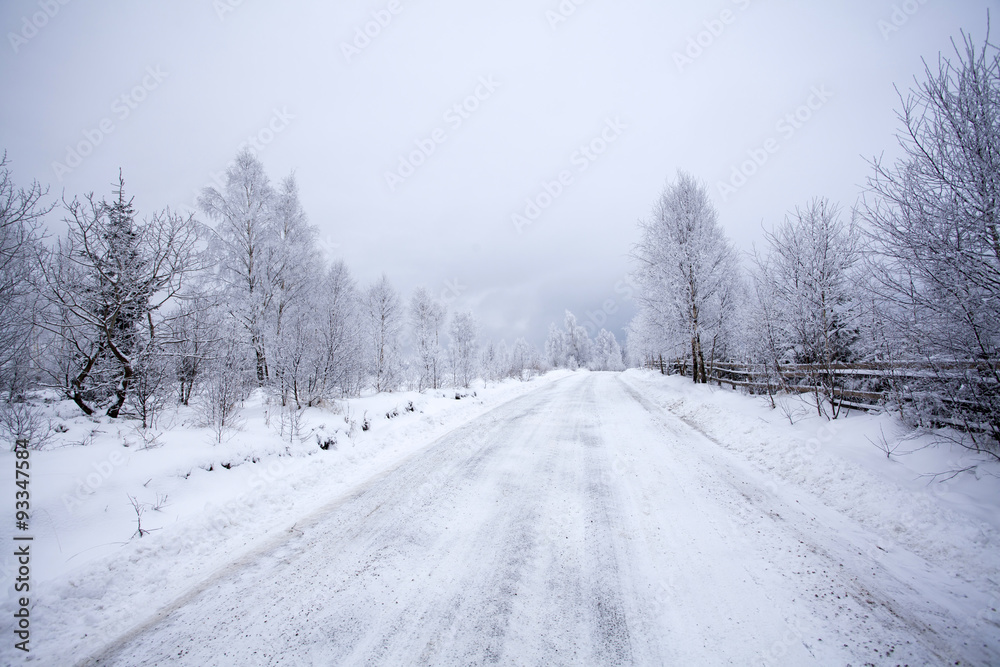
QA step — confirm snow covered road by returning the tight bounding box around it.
[74,372,995,665]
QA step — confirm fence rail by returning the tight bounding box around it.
[642,356,999,435]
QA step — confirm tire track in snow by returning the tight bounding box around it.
[577,378,636,666]
[616,373,993,665]
[75,378,571,666]
[70,370,982,666]
[76,374,670,666]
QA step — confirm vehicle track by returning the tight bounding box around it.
[69,372,993,665]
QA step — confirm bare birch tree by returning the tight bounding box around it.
[448,311,479,388]
[633,171,737,383]
[0,154,50,401]
[862,25,1000,448]
[365,274,403,393]
[198,149,277,385]
[756,198,861,417]
[410,287,446,390]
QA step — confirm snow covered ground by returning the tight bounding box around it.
[0,372,572,665]
[3,370,999,665]
[618,370,1000,664]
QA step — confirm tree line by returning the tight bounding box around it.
[544,310,626,372]
[626,29,999,452]
[0,149,545,446]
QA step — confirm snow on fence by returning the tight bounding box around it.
[642,357,999,435]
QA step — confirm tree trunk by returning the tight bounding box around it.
[71,390,94,416]
[690,334,707,383]
[254,347,267,386]
[697,336,707,384]
[70,348,101,416]
[106,366,130,418]
[691,336,699,383]
[709,335,718,386]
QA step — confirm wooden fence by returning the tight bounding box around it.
[643,357,998,432]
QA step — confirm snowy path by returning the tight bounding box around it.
[75,373,994,666]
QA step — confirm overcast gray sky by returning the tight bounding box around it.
[1,0,994,348]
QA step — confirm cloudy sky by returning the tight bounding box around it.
[0,0,994,348]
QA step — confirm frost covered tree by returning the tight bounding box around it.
[625,307,676,371]
[364,274,403,393]
[265,175,324,405]
[592,329,625,371]
[199,156,321,394]
[37,175,203,417]
[200,319,254,444]
[172,293,216,406]
[0,155,50,401]
[545,323,566,368]
[754,198,860,416]
[270,291,320,408]
[494,339,510,379]
[265,259,366,406]
[269,174,320,337]
[545,311,593,369]
[743,265,789,403]
[563,311,592,369]
[198,149,278,385]
[313,261,365,398]
[510,337,535,380]
[633,171,737,383]
[275,260,366,405]
[480,339,510,383]
[703,264,743,377]
[410,287,446,390]
[448,311,479,388]
[862,26,1000,444]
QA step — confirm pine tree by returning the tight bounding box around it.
[38,174,202,416]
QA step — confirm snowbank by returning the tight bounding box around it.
[620,368,1000,633]
[0,372,571,664]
